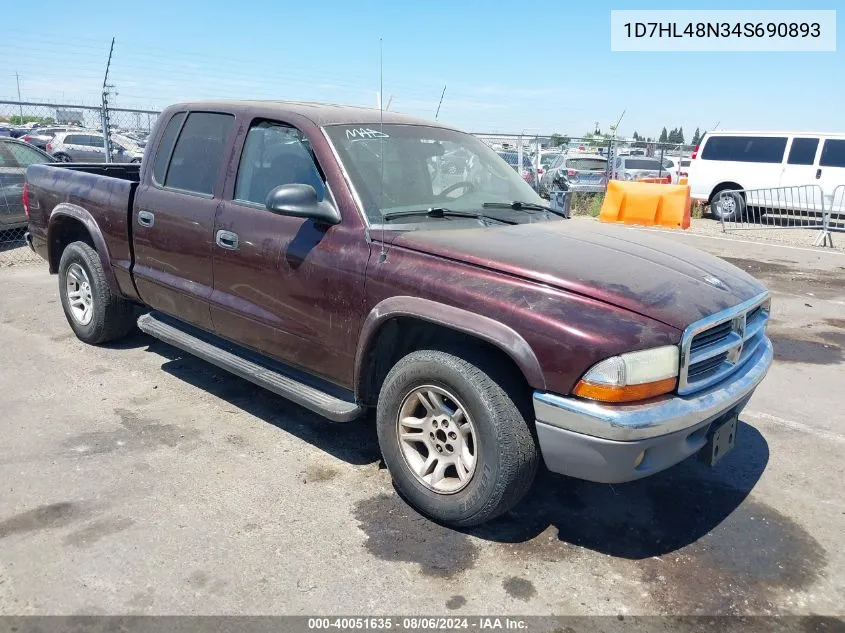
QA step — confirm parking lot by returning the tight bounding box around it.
[0,229,843,617]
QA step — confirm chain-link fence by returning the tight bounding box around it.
[1,99,698,262]
[0,100,160,265]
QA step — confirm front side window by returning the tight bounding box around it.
[819,139,845,168]
[164,112,234,195]
[787,138,819,165]
[234,121,324,205]
[325,124,543,225]
[701,136,787,163]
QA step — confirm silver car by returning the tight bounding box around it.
[48,131,143,163]
[541,153,608,195]
[612,156,670,182]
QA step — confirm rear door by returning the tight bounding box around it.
[132,110,235,330]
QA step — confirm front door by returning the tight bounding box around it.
[132,110,235,330]
[210,119,369,387]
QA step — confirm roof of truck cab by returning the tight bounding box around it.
[167,100,455,129]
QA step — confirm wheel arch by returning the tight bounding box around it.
[47,204,119,295]
[355,296,546,406]
[708,181,744,204]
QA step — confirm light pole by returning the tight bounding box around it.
[15,72,23,124]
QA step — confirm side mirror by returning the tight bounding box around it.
[265,183,341,226]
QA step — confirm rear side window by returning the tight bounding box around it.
[787,138,819,165]
[163,112,233,195]
[152,112,187,185]
[64,134,79,144]
[701,136,787,163]
[819,139,845,168]
[6,142,51,167]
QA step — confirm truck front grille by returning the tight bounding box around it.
[678,293,770,395]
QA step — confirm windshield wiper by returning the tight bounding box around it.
[482,200,568,219]
[381,207,517,225]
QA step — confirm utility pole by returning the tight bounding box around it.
[100,38,115,163]
[15,72,23,124]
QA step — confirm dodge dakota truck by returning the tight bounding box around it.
[24,101,773,527]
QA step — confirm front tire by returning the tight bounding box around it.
[376,349,538,527]
[58,241,136,344]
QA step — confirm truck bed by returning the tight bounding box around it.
[25,163,141,298]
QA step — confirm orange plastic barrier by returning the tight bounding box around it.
[599,181,690,229]
[637,176,672,184]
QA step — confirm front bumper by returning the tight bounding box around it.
[533,337,773,483]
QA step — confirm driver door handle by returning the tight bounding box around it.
[216,230,239,250]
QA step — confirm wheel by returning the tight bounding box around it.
[710,187,746,221]
[376,349,539,527]
[54,153,72,163]
[58,241,136,344]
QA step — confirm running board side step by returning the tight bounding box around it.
[137,313,364,422]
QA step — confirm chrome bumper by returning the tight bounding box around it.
[532,338,773,483]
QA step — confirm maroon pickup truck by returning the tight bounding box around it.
[24,101,773,526]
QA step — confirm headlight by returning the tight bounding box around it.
[573,345,679,403]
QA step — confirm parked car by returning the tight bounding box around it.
[535,150,562,184]
[688,131,845,219]
[25,100,773,527]
[0,125,12,137]
[20,126,80,150]
[497,150,538,190]
[47,131,143,163]
[544,154,608,195]
[612,156,670,182]
[0,137,55,230]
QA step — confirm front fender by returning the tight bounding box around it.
[47,203,120,295]
[354,296,546,395]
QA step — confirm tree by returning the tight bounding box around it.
[550,133,570,148]
[633,131,640,141]
[677,127,685,144]
[691,127,701,146]
[659,127,668,143]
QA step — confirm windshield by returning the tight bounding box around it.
[325,124,544,224]
[566,157,607,171]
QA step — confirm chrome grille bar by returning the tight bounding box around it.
[678,291,771,395]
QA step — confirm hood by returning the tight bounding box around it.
[390,220,767,330]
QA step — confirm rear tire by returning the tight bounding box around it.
[710,186,746,221]
[54,153,72,163]
[58,241,136,344]
[376,349,538,527]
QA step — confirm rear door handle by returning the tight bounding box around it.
[137,210,154,227]
[216,230,239,250]
[816,168,822,179]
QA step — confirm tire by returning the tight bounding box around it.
[54,153,72,163]
[376,348,538,527]
[710,186,746,221]
[58,241,136,344]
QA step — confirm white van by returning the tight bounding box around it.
[688,131,845,219]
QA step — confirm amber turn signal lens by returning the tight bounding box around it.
[573,377,677,403]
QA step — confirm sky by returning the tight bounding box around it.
[0,0,842,139]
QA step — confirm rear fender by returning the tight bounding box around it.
[47,203,120,295]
